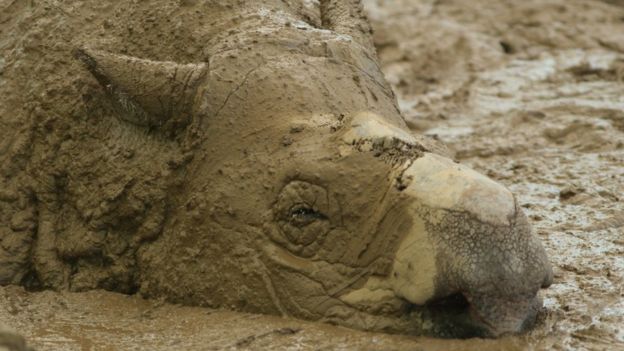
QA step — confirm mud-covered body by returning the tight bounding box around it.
[0,0,551,337]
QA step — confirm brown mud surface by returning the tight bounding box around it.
[1,0,623,350]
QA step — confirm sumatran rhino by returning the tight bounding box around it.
[0,0,552,338]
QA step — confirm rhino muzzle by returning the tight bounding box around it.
[403,153,552,337]
[346,152,553,337]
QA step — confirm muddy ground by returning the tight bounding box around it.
[1,0,623,350]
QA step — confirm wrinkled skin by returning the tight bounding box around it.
[0,0,552,338]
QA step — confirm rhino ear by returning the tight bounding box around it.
[320,0,375,52]
[74,48,207,129]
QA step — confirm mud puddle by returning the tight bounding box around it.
[2,286,537,351]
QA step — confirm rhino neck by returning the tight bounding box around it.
[202,1,322,49]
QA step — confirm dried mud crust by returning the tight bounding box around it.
[0,0,196,292]
[1,0,623,350]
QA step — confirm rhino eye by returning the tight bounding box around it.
[274,181,334,251]
[289,204,327,227]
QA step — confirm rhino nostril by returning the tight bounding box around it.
[426,293,470,311]
[461,293,544,338]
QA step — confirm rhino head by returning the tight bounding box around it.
[73,0,552,337]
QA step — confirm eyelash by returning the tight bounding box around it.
[289,204,326,224]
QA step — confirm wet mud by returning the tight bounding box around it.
[1,0,624,350]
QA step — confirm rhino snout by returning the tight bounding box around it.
[433,206,553,337]
[343,152,552,337]
[399,153,552,337]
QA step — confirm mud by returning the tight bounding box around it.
[1,0,623,350]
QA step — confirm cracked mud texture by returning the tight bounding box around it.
[1,0,624,350]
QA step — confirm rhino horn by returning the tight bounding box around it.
[320,0,375,52]
[74,47,207,128]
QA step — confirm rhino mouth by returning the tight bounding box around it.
[413,293,488,338]
[410,292,545,338]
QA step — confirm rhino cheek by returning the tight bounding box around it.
[385,216,438,305]
[338,216,438,309]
